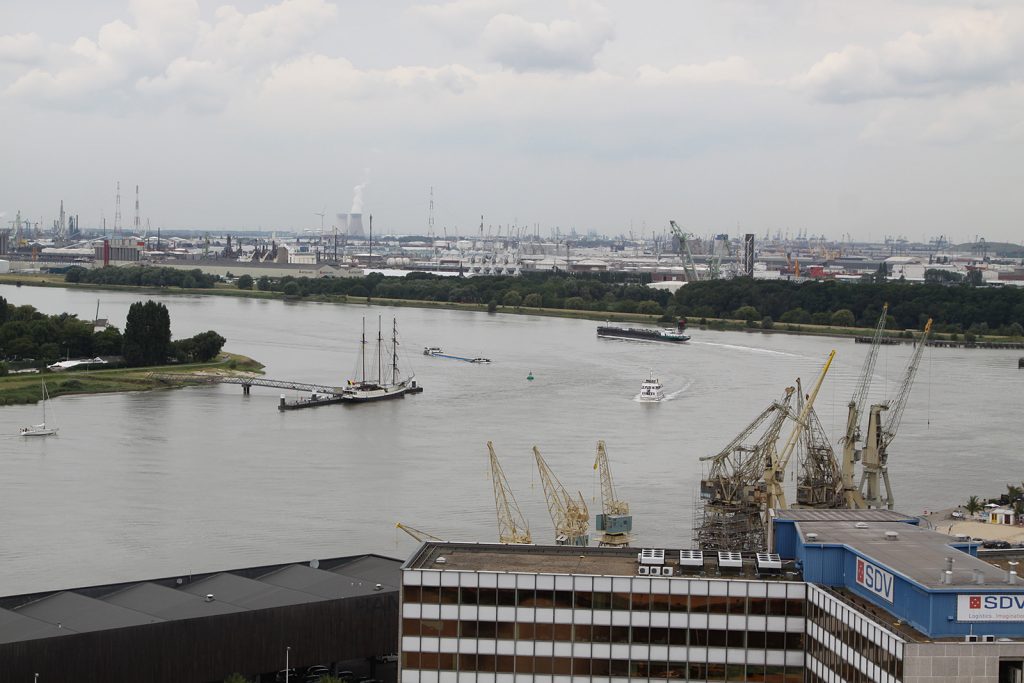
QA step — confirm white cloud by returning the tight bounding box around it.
[798,9,1024,102]
[1,0,337,110]
[636,56,757,86]
[481,10,613,72]
[0,33,47,65]
[411,0,520,42]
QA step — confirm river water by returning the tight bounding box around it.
[1,285,1021,594]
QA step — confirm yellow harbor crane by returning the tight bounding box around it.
[840,304,889,509]
[593,440,632,546]
[487,441,532,544]
[395,522,445,543]
[860,319,933,510]
[765,350,835,510]
[533,446,589,546]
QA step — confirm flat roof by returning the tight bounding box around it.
[796,520,1009,590]
[405,543,798,582]
[0,553,401,645]
[775,509,917,523]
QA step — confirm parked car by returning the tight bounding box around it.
[276,669,298,682]
[951,510,965,519]
[981,539,1012,549]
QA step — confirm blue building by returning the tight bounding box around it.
[773,508,1024,639]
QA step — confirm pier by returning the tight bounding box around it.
[854,337,1024,349]
[148,373,342,397]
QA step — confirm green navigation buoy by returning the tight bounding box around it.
[527,371,534,381]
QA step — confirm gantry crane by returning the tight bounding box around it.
[794,380,844,509]
[593,440,631,546]
[669,220,701,282]
[839,304,889,509]
[859,319,933,510]
[487,441,532,544]
[395,522,445,543]
[533,446,589,546]
[695,386,796,551]
[766,350,836,510]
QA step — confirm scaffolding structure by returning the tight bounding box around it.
[694,388,795,552]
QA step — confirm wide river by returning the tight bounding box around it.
[1,285,1021,594]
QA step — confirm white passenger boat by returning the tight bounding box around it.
[638,375,665,402]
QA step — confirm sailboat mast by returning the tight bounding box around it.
[392,318,399,383]
[361,317,366,384]
[377,315,383,384]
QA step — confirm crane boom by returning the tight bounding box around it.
[858,319,932,509]
[669,220,700,282]
[766,350,835,510]
[487,441,532,544]
[840,304,888,508]
[593,440,631,546]
[883,318,933,447]
[533,446,589,546]
[395,522,445,543]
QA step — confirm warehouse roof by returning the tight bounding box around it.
[0,553,400,645]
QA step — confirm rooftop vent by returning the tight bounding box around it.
[435,556,447,564]
[885,531,899,541]
[718,551,743,571]
[679,549,704,569]
[639,548,666,566]
[204,594,215,602]
[855,522,868,529]
[806,532,819,542]
[755,553,783,573]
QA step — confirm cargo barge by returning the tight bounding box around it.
[596,325,690,344]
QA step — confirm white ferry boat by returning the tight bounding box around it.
[638,376,665,402]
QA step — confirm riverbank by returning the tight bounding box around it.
[924,507,1024,544]
[2,273,1021,345]
[0,352,264,404]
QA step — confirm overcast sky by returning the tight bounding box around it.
[1,0,1021,242]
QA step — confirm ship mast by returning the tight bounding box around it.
[360,317,367,384]
[391,318,400,384]
[377,315,383,385]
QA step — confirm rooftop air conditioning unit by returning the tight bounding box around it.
[638,565,651,576]
[679,550,704,569]
[639,548,666,566]
[661,566,674,576]
[964,635,979,643]
[718,551,743,571]
[982,635,997,643]
[855,522,869,529]
[755,553,783,574]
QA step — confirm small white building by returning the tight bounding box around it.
[989,507,1016,525]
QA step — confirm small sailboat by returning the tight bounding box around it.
[638,374,665,402]
[21,380,59,436]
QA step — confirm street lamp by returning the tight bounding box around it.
[286,646,291,682]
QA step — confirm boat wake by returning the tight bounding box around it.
[689,341,802,357]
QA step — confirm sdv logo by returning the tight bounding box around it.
[856,557,894,603]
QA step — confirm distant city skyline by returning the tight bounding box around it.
[1,1,1022,243]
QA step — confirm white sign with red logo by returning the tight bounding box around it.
[855,557,894,603]
[958,594,1024,622]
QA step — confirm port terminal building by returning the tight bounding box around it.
[400,509,1024,683]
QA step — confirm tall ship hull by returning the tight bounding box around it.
[343,379,421,403]
[345,317,423,404]
[597,325,690,344]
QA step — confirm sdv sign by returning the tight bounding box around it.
[856,557,894,603]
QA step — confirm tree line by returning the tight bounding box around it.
[0,296,225,370]
[66,265,218,289]
[671,278,1024,334]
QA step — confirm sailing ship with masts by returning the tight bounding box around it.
[343,316,422,403]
